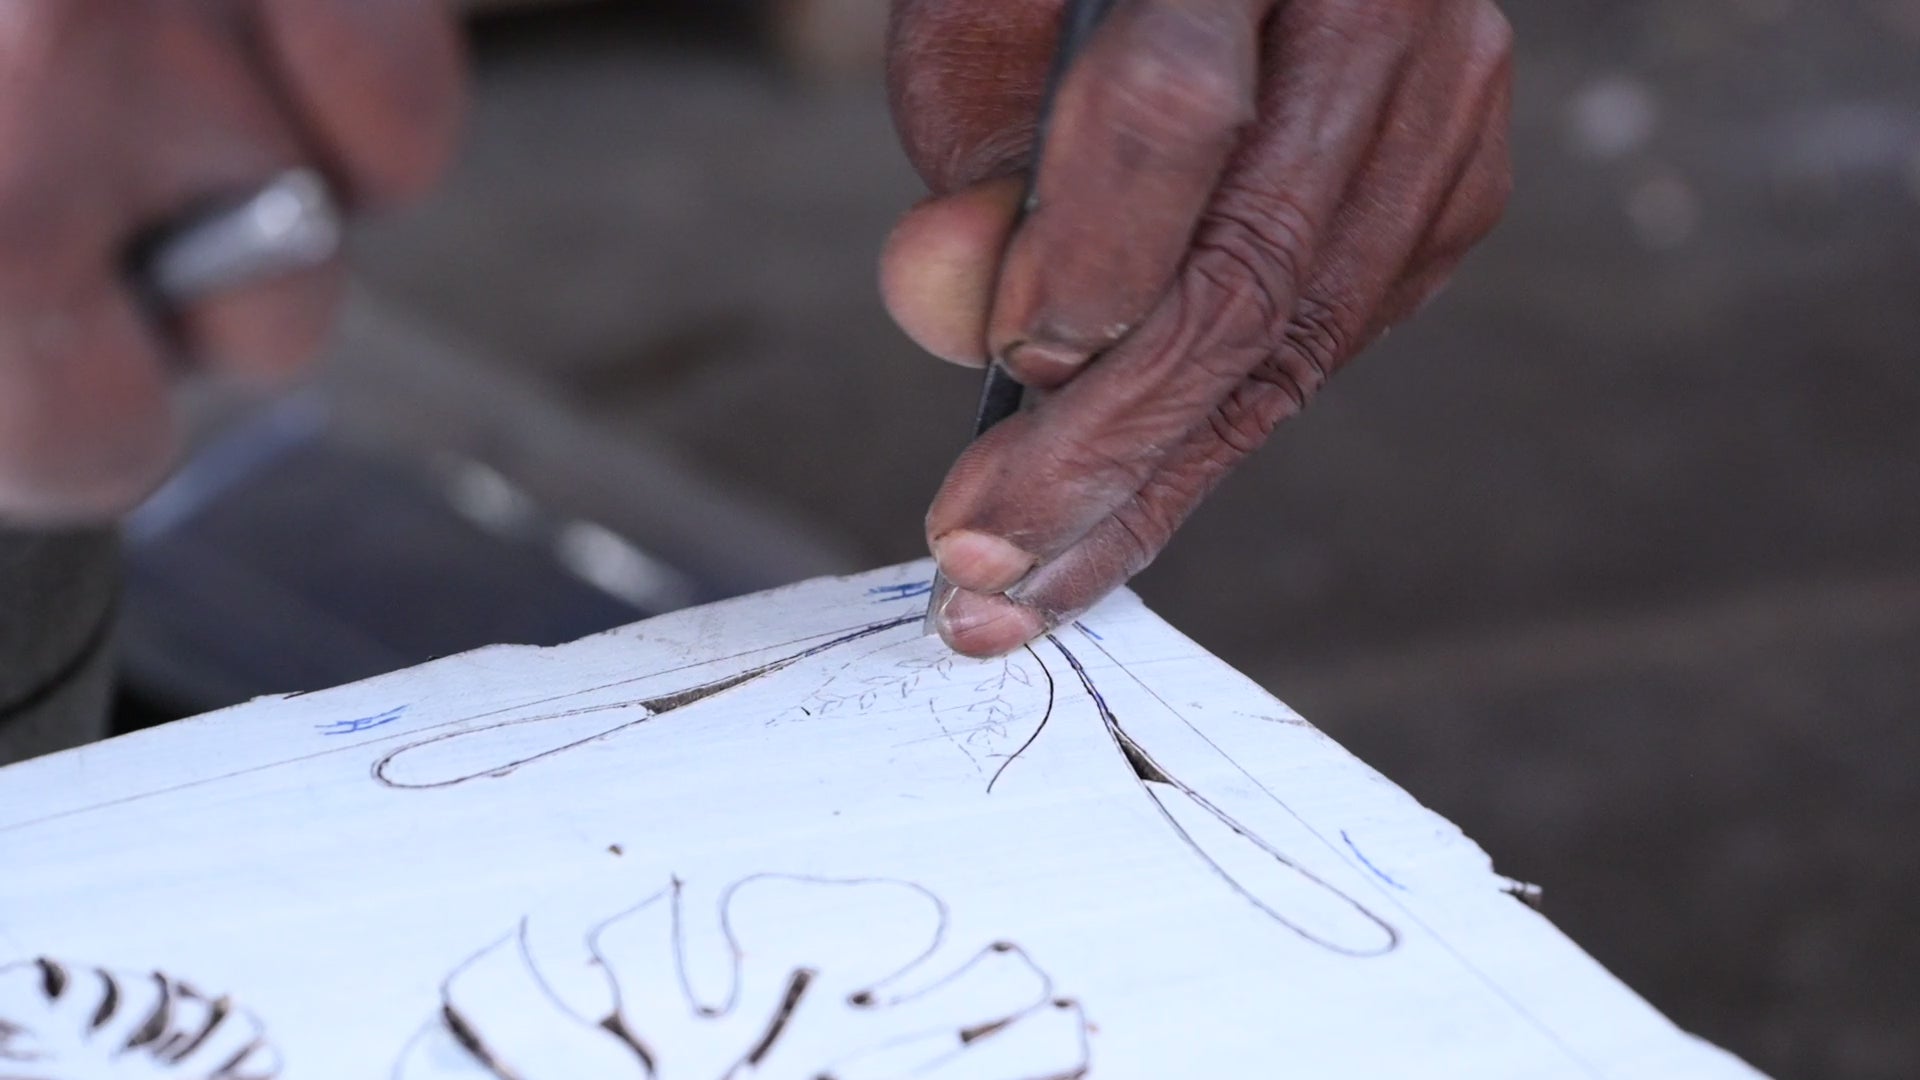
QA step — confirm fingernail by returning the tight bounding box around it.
[937,589,1047,658]
[930,529,1038,594]
[1003,340,1087,386]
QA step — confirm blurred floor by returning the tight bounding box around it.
[342,1,1920,1076]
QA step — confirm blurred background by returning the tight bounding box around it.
[115,1,1919,1076]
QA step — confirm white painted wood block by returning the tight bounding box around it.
[0,561,1764,1078]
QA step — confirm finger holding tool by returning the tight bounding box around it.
[0,168,347,523]
[125,167,350,387]
[132,169,344,314]
[923,0,1121,640]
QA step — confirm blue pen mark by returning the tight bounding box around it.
[317,705,407,737]
[1341,830,1410,892]
[1075,622,1104,641]
[869,580,934,602]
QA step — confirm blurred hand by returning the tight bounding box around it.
[0,0,463,522]
[883,0,1512,656]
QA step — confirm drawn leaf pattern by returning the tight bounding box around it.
[393,875,1090,1080]
[0,958,281,1079]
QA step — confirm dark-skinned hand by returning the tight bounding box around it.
[0,0,463,521]
[882,0,1513,656]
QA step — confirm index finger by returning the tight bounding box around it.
[988,0,1276,387]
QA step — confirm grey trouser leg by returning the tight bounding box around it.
[0,528,118,766]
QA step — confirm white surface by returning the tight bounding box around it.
[0,561,1763,1078]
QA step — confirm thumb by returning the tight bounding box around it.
[879,175,1025,367]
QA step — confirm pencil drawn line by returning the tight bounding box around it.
[1045,634,1400,958]
[584,893,667,1074]
[773,636,952,728]
[0,617,925,835]
[925,698,987,777]
[1069,625,1606,1076]
[372,618,919,790]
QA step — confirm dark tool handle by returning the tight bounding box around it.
[969,0,1121,439]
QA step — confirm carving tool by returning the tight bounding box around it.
[925,0,1119,637]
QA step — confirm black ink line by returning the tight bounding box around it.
[870,940,1053,1015]
[832,939,1076,1079]
[1042,998,1094,1080]
[149,981,206,1060]
[1069,625,1608,1077]
[600,1012,658,1078]
[701,874,952,1019]
[435,931,526,1080]
[374,617,920,790]
[584,894,668,1076]
[34,957,64,999]
[443,1000,522,1080]
[212,1035,278,1080]
[503,903,668,1068]
[1112,725,1173,785]
[515,916,577,1022]
[509,902,663,1079]
[667,876,719,1019]
[1046,633,1400,958]
[163,991,231,1064]
[986,644,1056,794]
[415,873,1071,1080]
[0,959,280,1079]
[1,615,921,834]
[123,970,172,1051]
[89,968,118,1031]
[737,967,816,1070]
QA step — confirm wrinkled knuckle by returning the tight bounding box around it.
[1190,193,1315,325]
[1163,257,1275,388]
[1205,406,1269,460]
[1281,296,1352,383]
[1207,368,1306,459]
[1183,246,1267,330]
[1113,459,1217,577]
